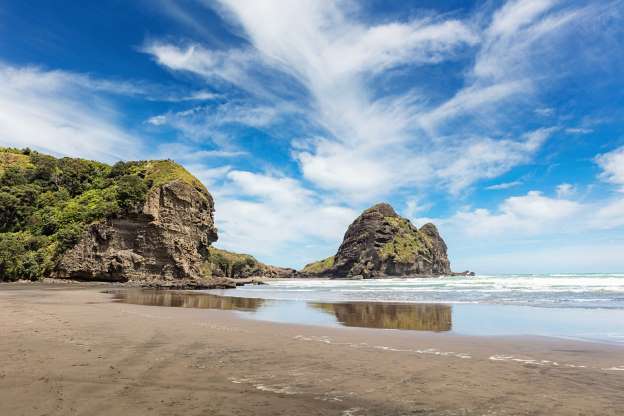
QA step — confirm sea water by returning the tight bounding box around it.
[207,274,624,308]
[204,274,624,344]
[113,274,624,344]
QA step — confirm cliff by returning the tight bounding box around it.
[0,148,287,284]
[303,203,453,278]
[55,179,217,281]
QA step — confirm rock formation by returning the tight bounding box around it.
[55,180,218,282]
[0,147,296,284]
[204,247,298,280]
[303,203,453,278]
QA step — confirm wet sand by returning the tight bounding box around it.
[1,285,623,415]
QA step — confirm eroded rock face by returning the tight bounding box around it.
[329,203,451,278]
[55,181,217,282]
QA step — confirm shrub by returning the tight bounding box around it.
[116,175,148,212]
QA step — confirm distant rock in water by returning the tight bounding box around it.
[302,203,454,278]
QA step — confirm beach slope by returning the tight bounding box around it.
[1,285,623,415]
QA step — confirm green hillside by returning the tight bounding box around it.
[0,147,200,281]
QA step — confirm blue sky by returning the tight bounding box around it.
[1,0,624,273]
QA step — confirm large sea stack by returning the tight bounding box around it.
[302,203,453,278]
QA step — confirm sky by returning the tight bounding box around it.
[1,0,624,273]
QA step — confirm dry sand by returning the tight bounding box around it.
[1,284,623,416]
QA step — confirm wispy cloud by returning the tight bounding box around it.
[145,1,486,197]
[565,127,593,134]
[556,183,576,198]
[0,64,142,161]
[596,146,624,190]
[146,0,612,200]
[486,180,523,190]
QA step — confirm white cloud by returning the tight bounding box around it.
[0,64,142,161]
[556,183,575,198]
[488,0,558,38]
[147,1,494,196]
[450,191,583,237]
[212,0,478,82]
[148,0,606,198]
[486,180,523,190]
[403,197,432,219]
[211,170,357,266]
[590,198,624,230]
[565,127,593,134]
[473,0,580,82]
[147,115,168,126]
[185,164,233,189]
[0,63,222,162]
[535,107,554,116]
[596,146,624,189]
[418,80,531,132]
[146,102,280,142]
[436,128,555,194]
[417,179,624,261]
[142,42,277,101]
[429,146,624,241]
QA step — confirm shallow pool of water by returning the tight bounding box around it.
[112,289,624,345]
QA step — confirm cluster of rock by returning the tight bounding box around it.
[52,163,465,283]
[303,203,467,278]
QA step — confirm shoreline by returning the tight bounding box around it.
[1,284,623,415]
[117,287,624,346]
[6,280,624,345]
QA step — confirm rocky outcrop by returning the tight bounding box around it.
[301,256,335,274]
[0,148,297,285]
[305,203,453,278]
[204,247,298,279]
[55,180,217,282]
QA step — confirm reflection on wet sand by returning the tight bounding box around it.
[112,290,452,332]
[113,290,265,311]
[311,302,452,331]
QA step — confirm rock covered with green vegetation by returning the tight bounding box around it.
[303,203,452,278]
[302,256,334,274]
[0,147,218,282]
[204,247,297,279]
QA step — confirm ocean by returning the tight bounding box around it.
[202,274,624,344]
[208,274,624,308]
[113,274,624,345]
